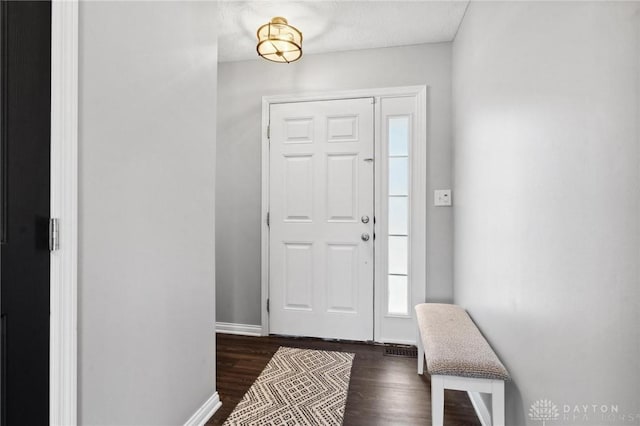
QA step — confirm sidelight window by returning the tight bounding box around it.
[387,116,410,315]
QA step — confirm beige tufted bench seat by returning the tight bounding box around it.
[415,303,510,426]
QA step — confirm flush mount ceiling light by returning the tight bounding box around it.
[257,17,303,63]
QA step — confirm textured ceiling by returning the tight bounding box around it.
[217,1,469,62]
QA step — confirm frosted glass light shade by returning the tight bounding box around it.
[257,17,303,63]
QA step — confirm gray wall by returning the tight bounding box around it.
[217,43,453,326]
[453,2,640,424]
[79,2,218,424]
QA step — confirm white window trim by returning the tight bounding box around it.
[376,95,427,344]
[260,86,427,343]
[50,1,78,424]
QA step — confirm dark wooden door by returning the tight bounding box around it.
[0,1,52,424]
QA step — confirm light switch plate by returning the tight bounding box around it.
[434,189,452,206]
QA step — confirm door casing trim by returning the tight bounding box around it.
[50,1,78,424]
[260,86,428,341]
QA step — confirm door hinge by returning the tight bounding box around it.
[267,124,270,139]
[49,218,60,251]
[267,298,270,313]
[266,212,270,227]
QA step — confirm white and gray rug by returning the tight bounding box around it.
[223,346,355,426]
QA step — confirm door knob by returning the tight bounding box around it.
[361,233,370,242]
[361,215,370,224]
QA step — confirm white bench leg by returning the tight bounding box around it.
[417,333,425,375]
[431,375,444,426]
[491,380,505,426]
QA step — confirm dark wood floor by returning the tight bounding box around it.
[208,334,481,425]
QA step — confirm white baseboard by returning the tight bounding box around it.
[184,392,222,426]
[468,391,491,426]
[216,322,262,336]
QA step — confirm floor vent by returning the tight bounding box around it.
[383,346,417,358]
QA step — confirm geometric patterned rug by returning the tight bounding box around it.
[223,347,355,426]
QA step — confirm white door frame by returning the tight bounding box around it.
[50,1,78,424]
[261,86,427,342]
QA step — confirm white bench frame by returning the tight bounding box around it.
[417,328,505,426]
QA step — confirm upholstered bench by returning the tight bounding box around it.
[415,303,510,426]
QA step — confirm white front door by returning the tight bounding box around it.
[268,98,374,341]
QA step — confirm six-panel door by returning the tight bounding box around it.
[269,98,374,341]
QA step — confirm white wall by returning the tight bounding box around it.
[453,2,640,424]
[217,43,453,326]
[79,2,218,424]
